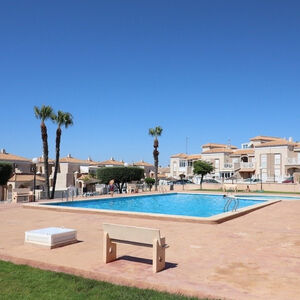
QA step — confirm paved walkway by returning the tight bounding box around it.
[0,198,300,299]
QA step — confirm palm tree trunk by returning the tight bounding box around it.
[41,122,50,199]
[51,127,61,199]
[153,138,159,191]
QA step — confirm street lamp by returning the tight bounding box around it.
[260,167,263,191]
[32,158,38,201]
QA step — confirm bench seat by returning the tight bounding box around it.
[102,223,167,273]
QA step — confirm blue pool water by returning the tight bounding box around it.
[46,193,270,218]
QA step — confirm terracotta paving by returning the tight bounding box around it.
[0,195,300,300]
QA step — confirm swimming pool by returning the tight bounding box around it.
[46,193,268,218]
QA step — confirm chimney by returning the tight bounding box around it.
[67,154,72,158]
[88,156,92,161]
[0,149,6,154]
[289,137,293,142]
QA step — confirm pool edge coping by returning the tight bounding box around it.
[22,193,281,224]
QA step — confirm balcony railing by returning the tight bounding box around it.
[287,158,300,165]
[223,163,233,169]
[240,162,254,169]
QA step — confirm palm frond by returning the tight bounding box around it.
[34,105,54,121]
[148,126,163,137]
[148,128,155,136]
[63,112,73,128]
[34,106,40,119]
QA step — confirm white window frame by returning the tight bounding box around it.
[179,160,186,168]
[274,154,281,165]
[261,154,267,168]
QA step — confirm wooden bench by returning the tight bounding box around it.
[102,223,168,273]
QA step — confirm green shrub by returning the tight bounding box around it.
[145,177,155,191]
[96,167,144,193]
[0,162,13,185]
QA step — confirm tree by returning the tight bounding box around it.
[50,111,73,199]
[96,167,144,193]
[148,126,163,191]
[145,177,155,191]
[0,162,13,201]
[34,105,53,199]
[193,160,214,189]
[179,173,186,190]
[0,162,12,186]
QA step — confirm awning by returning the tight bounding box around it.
[239,168,255,173]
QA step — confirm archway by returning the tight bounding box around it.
[241,156,248,163]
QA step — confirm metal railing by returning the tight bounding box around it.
[287,158,300,165]
[224,196,239,212]
[240,162,254,168]
[223,163,233,169]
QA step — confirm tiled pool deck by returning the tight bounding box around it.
[1,192,300,299]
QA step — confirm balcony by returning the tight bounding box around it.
[223,163,233,169]
[240,162,254,169]
[287,158,300,165]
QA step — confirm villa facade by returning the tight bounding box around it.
[170,136,300,183]
[0,149,32,173]
[169,153,202,179]
[131,160,155,178]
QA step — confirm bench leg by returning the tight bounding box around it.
[153,237,166,273]
[103,232,117,263]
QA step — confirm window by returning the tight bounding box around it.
[260,154,267,168]
[214,159,219,169]
[188,160,193,167]
[274,154,281,165]
[179,160,186,168]
[262,169,267,181]
[173,162,177,171]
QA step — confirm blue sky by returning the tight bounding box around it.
[1,0,300,166]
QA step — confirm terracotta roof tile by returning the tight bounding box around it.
[60,156,91,164]
[170,153,202,159]
[0,152,30,162]
[255,140,296,148]
[8,174,45,182]
[202,143,237,149]
[132,160,154,167]
[250,136,283,141]
[231,149,255,156]
[186,154,202,160]
[202,148,234,154]
[99,159,124,166]
[159,167,170,173]
[36,156,55,164]
[170,153,189,158]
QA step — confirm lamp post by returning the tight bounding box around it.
[32,158,38,201]
[260,167,263,191]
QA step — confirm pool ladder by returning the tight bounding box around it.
[224,196,239,212]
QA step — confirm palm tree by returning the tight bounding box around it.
[148,126,163,191]
[51,111,73,199]
[34,105,53,199]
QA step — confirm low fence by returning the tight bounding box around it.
[174,183,300,193]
